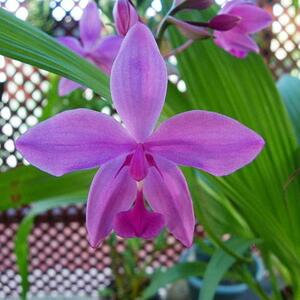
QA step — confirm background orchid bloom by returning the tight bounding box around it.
[58,0,138,96]
[214,0,272,58]
[16,23,264,248]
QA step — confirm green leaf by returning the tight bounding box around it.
[15,196,85,299]
[292,0,299,10]
[199,238,254,300]
[277,75,300,143]
[163,82,192,117]
[168,9,300,285]
[0,166,95,210]
[142,262,207,299]
[0,8,111,100]
[40,74,111,121]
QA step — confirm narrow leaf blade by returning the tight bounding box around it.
[199,238,254,300]
[0,8,111,100]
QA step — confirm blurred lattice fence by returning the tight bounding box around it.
[0,0,299,298]
[261,0,300,78]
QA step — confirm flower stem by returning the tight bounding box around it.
[163,39,194,58]
[156,2,176,47]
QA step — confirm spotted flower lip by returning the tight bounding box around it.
[58,0,138,96]
[213,0,272,58]
[16,23,265,248]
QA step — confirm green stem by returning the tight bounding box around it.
[156,16,170,47]
[239,265,273,300]
[163,39,194,58]
[261,251,283,300]
[156,2,176,47]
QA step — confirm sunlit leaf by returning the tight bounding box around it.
[0,166,94,210]
[168,9,300,282]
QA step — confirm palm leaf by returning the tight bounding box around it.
[167,20,300,286]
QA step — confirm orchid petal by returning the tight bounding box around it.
[113,0,139,36]
[58,37,84,55]
[221,0,246,14]
[146,111,265,176]
[144,156,195,247]
[114,189,165,239]
[58,78,82,96]
[91,35,123,74]
[111,23,167,142]
[80,1,102,49]
[16,109,136,176]
[214,29,259,58]
[87,157,136,247]
[230,4,272,33]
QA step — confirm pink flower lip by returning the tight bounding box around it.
[113,188,165,240]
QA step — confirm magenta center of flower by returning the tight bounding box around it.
[129,143,149,181]
[116,144,160,182]
[113,188,165,239]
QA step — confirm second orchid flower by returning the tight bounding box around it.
[58,0,139,96]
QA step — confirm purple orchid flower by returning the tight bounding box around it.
[214,0,272,58]
[16,23,264,247]
[58,0,138,96]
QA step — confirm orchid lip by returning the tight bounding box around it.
[113,188,165,239]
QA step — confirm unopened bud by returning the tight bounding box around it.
[168,16,211,40]
[209,14,240,31]
[113,0,139,36]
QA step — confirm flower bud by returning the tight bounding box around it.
[208,14,240,31]
[113,0,139,36]
[167,16,211,40]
